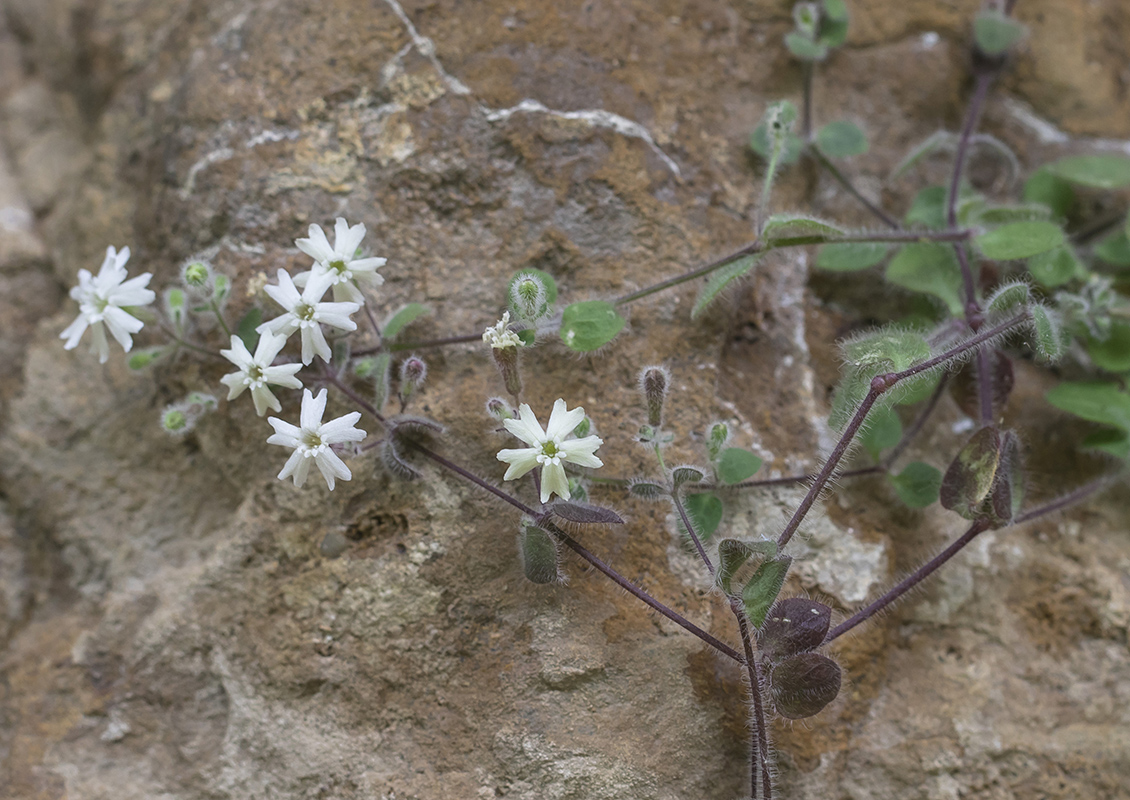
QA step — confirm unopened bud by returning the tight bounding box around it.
[400,356,427,388]
[184,392,217,413]
[511,274,548,321]
[793,2,819,36]
[492,345,522,398]
[182,260,212,289]
[486,397,514,420]
[160,405,192,435]
[639,365,670,428]
[707,422,730,461]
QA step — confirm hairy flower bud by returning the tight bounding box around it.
[639,365,670,428]
[160,406,191,435]
[492,344,522,398]
[486,397,514,420]
[511,275,547,321]
[399,356,427,388]
[182,260,213,290]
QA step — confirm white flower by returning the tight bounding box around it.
[60,246,156,363]
[220,332,303,416]
[294,218,387,304]
[483,311,522,349]
[267,388,366,490]
[257,269,360,364]
[497,399,604,503]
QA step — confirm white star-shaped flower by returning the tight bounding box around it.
[60,246,156,363]
[257,269,360,364]
[219,332,304,416]
[267,388,366,490]
[497,399,604,503]
[294,217,387,304]
[483,311,522,349]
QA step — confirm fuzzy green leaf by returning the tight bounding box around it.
[1046,154,1130,190]
[1029,305,1063,362]
[1028,246,1082,288]
[716,448,763,484]
[559,301,625,352]
[672,466,707,487]
[629,479,668,500]
[750,101,804,166]
[236,307,262,351]
[692,254,760,319]
[818,0,849,46]
[974,204,1052,225]
[127,346,169,370]
[976,221,1064,261]
[383,303,431,340]
[886,242,964,315]
[817,121,868,158]
[716,538,778,596]
[860,405,901,461]
[1080,428,1130,460]
[1094,231,1130,267]
[785,31,828,61]
[815,242,890,272]
[761,214,845,246]
[1086,321,1130,372]
[1023,168,1075,219]
[742,556,793,629]
[519,523,560,584]
[974,10,1025,55]
[1046,382,1130,431]
[986,281,1031,316]
[677,492,724,542]
[889,462,942,508]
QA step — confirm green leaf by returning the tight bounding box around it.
[818,0,849,47]
[985,281,1031,316]
[904,185,947,229]
[974,10,1026,55]
[691,254,760,319]
[1086,321,1130,372]
[629,479,668,500]
[678,492,724,542]
[383,303,431,340]
[1046,382,1130,431]
[236,307,262,351]
[1046,154,1130,190]
[889,462,942,508]
[1023,168,1075,219]
[815,242,889,272]
[761,214,845,246]
[831,327,933,429]
[974,204,1052,225]
[370,352,393,410]
[717,538,778,596]
[742,556,793,628]
[1028,246,1082,288]
[1080,428,1130,460]
[1029,305,1063,362]
[1094,231,1130,267]
[860,405,901,461]
[716,448,763,484]
[886,242,965,315]
[785,31,829,61]
[894,370,941,406]
[516,328,536,346]
[127,346,169,370]
[707,422,730,461]
[559,301,625,352]
[816,121,868,158]
[975,221,1064,261]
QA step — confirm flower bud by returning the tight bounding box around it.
[492,345,522,398]
[160,405,192,435]
[181,260,212,289]
[512,275,547,321]
[707,422,730,461]
[639,365,670,428]
[399,356,427,388]
[486,397,514,420]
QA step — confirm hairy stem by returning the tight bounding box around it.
[209,299,233,338]
[808,145,901,230]
[353,332,482,356]
[948,70,995,310]
[735,602,772,800]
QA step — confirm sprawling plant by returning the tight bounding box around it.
[57,1,1130,796]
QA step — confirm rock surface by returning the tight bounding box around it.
[1,1,1129,798]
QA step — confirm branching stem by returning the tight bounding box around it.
[672,491,715,577]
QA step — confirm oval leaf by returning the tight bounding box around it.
[816,121,868,158]
[815,242,889,272]
[889,462,942,509]
[716,448,763,484]
[860,405,901,461]
[672,466,707,487]
[716,538,778,596]
[1028,246,1082,288]
[742,556,792,629]
[629,479,669,500]
[975,221,1064,261]
[383,303,431,340]
[1023,167,1075,219]
[677,492,723,542]
[885,242,964,315]
[1046,154,1130,190]
[770,653,842,719]
[692,254,760,319]
[1094,231,1130,267]
[519,523,560,584]
[1086,321,1130,372]
[974,10,1025,56]
[761,214,845,246]
[760,598,832,660]
[1046,382,1130,431]
[559,301,625,352]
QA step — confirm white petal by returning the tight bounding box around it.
[331,281,365,305]
[267,417,302,445]
[60,314,89,349]
[304,325,332,363]
[220,372,248,400]
[497,447,541,480]
[335,218,367,259]
[102,308,138,352]
[320,412,365,443]
[251,385,280,416]
[316,449,352,490]
[253,330,289,363]
[91,322,110,363]
[221,335,254,369]
[301,388,328,430]
[560,436,604,469]
[502,403,546,446]
[270,270,303,310]
[302,270,335,304]
[262,364,303,388]
[296,224,335,263]
[545,399,585,440]
[540,462,570,503]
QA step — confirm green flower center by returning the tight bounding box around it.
[296,302,317,321]
[301,431,324,449]
[541,440,559,458]
[329,259,348,275]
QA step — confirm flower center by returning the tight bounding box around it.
[296,302,317,322]
[246,364,264,385]
[541,440,559,458]
[301,430,325,451]
[329,259,348,275]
